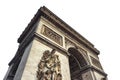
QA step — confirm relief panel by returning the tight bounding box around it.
[41,25,63,46]
[37,49,62,80]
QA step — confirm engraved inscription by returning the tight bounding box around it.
[90,56,103,69]
[42,25,63,46]
[37,49,62,80]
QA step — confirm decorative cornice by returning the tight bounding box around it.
[9,31,69,65]
[17,9,42,43]
[9,31,35,65]
[34,32,69,56]
[40,6,100,55]
[18,6,99,55]
[80,65,107,77]
[91,66,107,77]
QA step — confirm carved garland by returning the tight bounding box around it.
[37,49,62,80]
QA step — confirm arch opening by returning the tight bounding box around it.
[68,47,88,80]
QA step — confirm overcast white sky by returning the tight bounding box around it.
[0,0,120,80]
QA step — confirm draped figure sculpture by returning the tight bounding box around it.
[37,49,62,80]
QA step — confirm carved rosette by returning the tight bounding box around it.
[37,50,62,80]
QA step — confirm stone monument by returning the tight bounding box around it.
[4,6,107,80]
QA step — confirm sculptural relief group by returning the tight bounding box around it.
[37,50,62,80]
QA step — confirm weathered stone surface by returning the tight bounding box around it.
[14,42,33,80]
[4,6,107,80]
[20,39,71,80]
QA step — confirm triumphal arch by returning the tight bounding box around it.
[4,6,107,80]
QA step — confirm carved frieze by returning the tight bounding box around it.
[41,25,63,46]
[37,49,62,80]
[90,56,103,69]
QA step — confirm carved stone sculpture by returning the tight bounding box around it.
[37,49,62,80]
[42,25,63,46]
